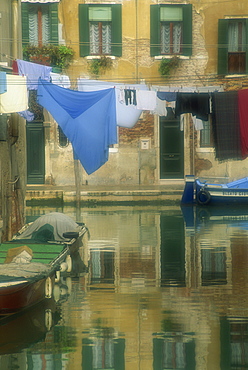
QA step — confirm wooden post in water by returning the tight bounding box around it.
[74,159,81,209]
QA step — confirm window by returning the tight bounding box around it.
[200,118,213,148]
[150,4,192,57]
[58,126,68,148]
[21,2,59,46]
[79,4,122,57]
[218,19,248,75]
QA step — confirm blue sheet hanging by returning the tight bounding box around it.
[37,79,117,174]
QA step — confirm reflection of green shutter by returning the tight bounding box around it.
[82,338,93,370]
[182,4,192,56]
[111,4,122,57]
[150,5,160,57]
[114,339,125,370]
[21,3,29,46]
[218,19,228,75]
[49,3,59,44]
[79,4,122,57]
[79,4,90,57]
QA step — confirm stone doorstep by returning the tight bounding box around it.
[26,188,183,203]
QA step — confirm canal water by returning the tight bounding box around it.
[1,204,248,370]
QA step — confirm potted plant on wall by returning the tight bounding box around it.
[23,44,75,72]
[158,56,180,77]
[88,56,113,77]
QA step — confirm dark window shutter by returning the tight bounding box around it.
[150,5,160,57]
[111,4,122,57]
[218,19,228,75]
[21,3,29,46]
[79,4,89,57]
[246,19,248,73]
[49,3,59,44]
[182,4,192,56]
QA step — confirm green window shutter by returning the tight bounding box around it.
[246,19,248,74]
[182,4,192,56]
[49,3,58,44]
[111,4,122,57]
[79,4,90,57]
[150,5,160,57]
[21,3,29,46]
[218,19,228,75]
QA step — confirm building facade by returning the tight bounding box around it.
[0,0,25,239]
[17,0,248,187]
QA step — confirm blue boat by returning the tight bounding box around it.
[181,175,248,205]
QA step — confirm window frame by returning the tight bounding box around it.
[79,4,122,58]
[218,18,248,75]
[150,4,192,57]
[21,2,58,46]
[199,117,214,149]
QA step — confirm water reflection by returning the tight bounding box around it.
[1,205,248,369]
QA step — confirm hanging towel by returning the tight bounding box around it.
[212,91,242,161]
[192,115,204,131]
[18,110,35,122]
[77,80,144,128]
[0,72,7,94]
[50,72,71,89]
[37,79,117,174]
[136,90,157,110]
[152,97,167,116]
[175,93,210,121]
[0,75,28,113]
[238,88,248,158]
[17,59,52,90]
[157,91,177,102]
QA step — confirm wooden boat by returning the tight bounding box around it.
[181,175,248,206]
[0,212,89,315]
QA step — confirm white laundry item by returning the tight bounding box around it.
[50,72,71,88]
[153,97,167,116]
[192,115,204,130]
[136,90,157,110]
[77,79,146,128]
[0,75,28,113]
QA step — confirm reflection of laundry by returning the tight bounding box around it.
[0,75,28,113]
[0,72,7,94]
[17,59,52,90]
[125,89,137,105]
[136,90,157,110]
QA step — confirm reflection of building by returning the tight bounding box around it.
[8,207,248,369]
[82,332,125,370]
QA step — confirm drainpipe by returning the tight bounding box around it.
[6,0,20,240]
[12,0,19,59]
[135,0,138,83]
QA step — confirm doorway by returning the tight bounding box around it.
[159,110,184,179]
[26,120,45,184]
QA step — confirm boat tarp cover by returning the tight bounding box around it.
[0,262,51,280]
[14,212,80,242]
[37,79,117,174]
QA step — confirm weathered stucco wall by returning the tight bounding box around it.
[43,0,248,186]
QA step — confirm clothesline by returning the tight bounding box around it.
[2,58,248,174]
